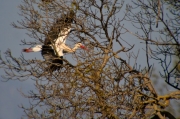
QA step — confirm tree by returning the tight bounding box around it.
[125,0,180,117]
[0,0,180,118]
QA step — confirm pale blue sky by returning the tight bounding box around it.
[0,0,36,119]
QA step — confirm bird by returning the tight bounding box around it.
[22,11,87,72]
[23,42,87,71]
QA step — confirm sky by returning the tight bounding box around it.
[0,0,36,119]
[0,0,180,118]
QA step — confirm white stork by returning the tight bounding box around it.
[23,11,87,71]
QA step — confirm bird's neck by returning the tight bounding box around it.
[62,45,78,53]
[58,44,79,53]
[72,46,79,52]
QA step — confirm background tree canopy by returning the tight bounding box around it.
[0,0,180,118]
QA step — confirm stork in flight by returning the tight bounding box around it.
[23,11,87,71]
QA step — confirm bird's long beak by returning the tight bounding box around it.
[22,48,33,53]
[80,45,88,51]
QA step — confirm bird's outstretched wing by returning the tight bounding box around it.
[44,11,75,45]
